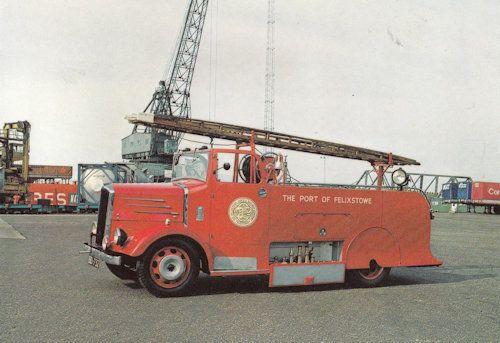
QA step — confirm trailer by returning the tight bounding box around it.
[469,182,500,214]
[441,181,500,214]
[0,203,57,214]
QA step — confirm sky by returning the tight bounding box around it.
[0,0,499,184]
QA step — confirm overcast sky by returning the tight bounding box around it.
[1,0,499,183]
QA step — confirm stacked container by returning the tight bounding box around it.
[441,182,458,203]
[457,182,472,203]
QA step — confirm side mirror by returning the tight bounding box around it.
[223,163,231,171]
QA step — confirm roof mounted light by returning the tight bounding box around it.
[392,168,409,187]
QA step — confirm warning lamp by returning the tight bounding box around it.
[392,168,409,187]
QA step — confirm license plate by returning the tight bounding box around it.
[88,255,101,269]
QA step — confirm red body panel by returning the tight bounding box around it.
[472,182,500,204]
[28,183,78,206]
[104,149,442,276]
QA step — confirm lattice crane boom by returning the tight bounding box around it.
[144,1,209,121]
[125,0,210,163]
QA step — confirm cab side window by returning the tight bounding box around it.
[216,153,236,183]
[216,153,257,184]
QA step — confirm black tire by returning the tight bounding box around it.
[106,263,138,280]
[347,262,391,288]
[137,238,200,297]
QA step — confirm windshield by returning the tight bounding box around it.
[172,152,209,181]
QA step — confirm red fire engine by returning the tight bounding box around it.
[85,115,442,297]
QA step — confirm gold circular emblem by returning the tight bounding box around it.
[228,197,258,228]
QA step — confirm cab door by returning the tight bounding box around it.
[209,152,269,272]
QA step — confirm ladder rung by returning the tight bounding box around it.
[126,113,420,166]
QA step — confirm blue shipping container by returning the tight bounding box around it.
[457,182,472,201]
[442,182,458,201]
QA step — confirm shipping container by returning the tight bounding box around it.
[441,182,458,202]
[429,196,451,213]
[428,196,471,213]
[28,183,78,206]
[29,165,72,180]
[457,181,472,202]
[77,163,152,208]
[471,182,500,205]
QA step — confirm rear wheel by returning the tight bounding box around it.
[106,263,137,280]
[347,261,391,288]
[137,238,200,297]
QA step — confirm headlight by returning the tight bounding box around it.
[113,228,127,246]
[91,221,97,235]
[392,168,408,186]
[102,236,108,250]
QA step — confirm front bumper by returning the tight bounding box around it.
[84,243,122,265]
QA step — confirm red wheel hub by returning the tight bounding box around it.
[149,246,191,289]
[359,264,384,280]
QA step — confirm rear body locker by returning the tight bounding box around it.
[265,185,440,287]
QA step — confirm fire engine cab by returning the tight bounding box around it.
[84,116,442,297]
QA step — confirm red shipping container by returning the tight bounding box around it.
[471,182,500,204]
[28,183,78,206]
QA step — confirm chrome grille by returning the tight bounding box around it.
[95,186,114,245]
[95,188,108,244]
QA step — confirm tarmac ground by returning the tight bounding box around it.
[0,213,499,342]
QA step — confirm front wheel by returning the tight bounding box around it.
[347,262,391,288]
[137,238,200,297]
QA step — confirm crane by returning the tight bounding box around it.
[0,121,30,202]
[122,0,209,168]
